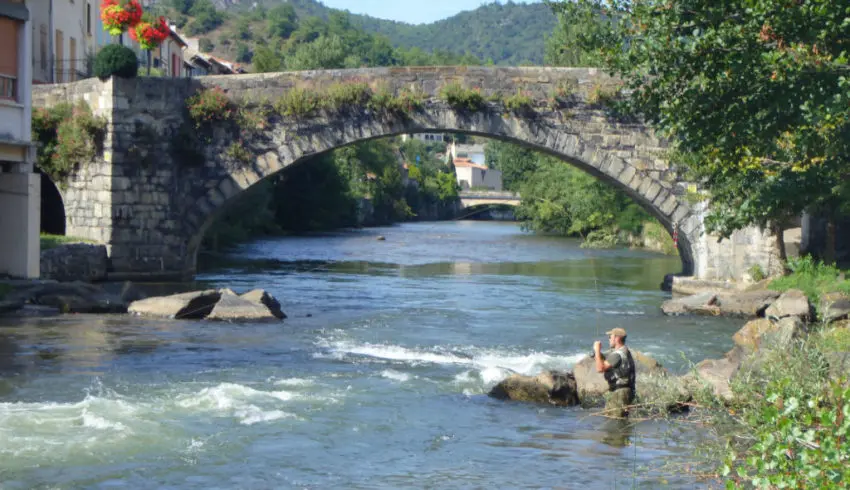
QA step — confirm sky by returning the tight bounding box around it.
[318,0,541,25]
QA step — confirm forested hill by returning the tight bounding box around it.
[220,0,556,65]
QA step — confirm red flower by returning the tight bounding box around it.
[130,16,170,50]
[101,0,143,36]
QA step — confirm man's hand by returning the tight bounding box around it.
[593,341,602,353]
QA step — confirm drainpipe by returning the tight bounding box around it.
[48,0,54,82]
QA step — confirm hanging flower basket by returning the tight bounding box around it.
[100,0,143,37]
[129,16,170,51]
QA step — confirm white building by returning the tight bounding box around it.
[449,142,486,166]
[0,0,40,278]
[30,0,94,83]
[453,158,503,191]
[402,133,447,143]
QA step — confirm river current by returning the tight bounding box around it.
[0,221,742,489]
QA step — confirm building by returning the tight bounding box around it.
[0,0,40,278]
[29,0,94,83]
[402,133,447,143]
[453,157,503,191]
[449,142,486,166]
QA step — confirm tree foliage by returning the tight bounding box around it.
[547,0,850,241]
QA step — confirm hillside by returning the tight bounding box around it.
[221,0,556,65]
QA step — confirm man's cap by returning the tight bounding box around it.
[605,328,627,337]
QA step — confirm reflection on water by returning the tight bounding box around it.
[0,222,731,488]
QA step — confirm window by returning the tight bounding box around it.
[40,25,47,71]
[87,3,92,35]
[55,30,63,83]
[0,17,19,99]
[0,76,16,99]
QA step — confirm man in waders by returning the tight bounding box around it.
[593,327,636,418]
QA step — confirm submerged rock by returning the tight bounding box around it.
[488,371,579,406]
[5,281,127,314]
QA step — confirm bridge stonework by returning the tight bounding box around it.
[32,67,781,281]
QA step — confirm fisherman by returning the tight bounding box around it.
[592,327,636,418]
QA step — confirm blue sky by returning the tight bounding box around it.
[319,0,541,25]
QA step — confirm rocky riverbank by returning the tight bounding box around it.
[488,285,850,416]
[0,279,286,322]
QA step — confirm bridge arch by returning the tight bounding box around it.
[33,67,712,280]
[182,109,698,277]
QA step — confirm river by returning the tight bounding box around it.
[0,221,742,489]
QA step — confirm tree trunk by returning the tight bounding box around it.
[771,222,788,276]
[825,219,837,265]
[147,51,152,76]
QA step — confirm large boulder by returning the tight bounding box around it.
[128,288,286,321]
[661,292,719,316]
[826,352,850,380]
[763,316,808,348]
[714,290,781,317]
[732,318,776,350]
[6,281,127,314]
[128,290,221,319]
[821,293,850,323]
[488,371,579,406]
[572,350,666,399]
[765,289,812,322]
[688,355,742,401]
[240,289,286,319]
[207,291,280,322]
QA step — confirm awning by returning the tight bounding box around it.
[0,3,30,21]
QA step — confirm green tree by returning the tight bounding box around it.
[267,4,298,39]
[284,35,348,70]
[548,0,850,260]
[252,46,282,73]
[485,140,540,191]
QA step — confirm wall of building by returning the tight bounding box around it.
[0,1,39,279]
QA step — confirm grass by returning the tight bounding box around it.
[769,255,850,314]
[40,233,97,251]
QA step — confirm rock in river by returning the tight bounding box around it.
[128,288,286,321]
[488,371,579,406]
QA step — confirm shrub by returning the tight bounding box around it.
[275,87,321,118]
[186,87,233,127]
[367,86,425,115]
[225,142,253,165]
[93,44,139,80]
[587,83,620,106]
[503,89,534,113]
[748,264,766,282]
[439,82,485,112]
[719,341,849,489]
[31,102,106,185]
[324,82,372,112]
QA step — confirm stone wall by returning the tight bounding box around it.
[30,67,779,282]
[40,244,109,282]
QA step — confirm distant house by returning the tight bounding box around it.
[449,142,486,166]
[402,133,447,143]
[453,157,502,191]
[29,0,92,83]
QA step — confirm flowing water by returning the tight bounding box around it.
[0,221,742,489]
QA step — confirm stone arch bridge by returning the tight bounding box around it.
[32,66,779,281]
[458,191,521,210]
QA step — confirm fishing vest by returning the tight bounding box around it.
[604,345,636,391]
